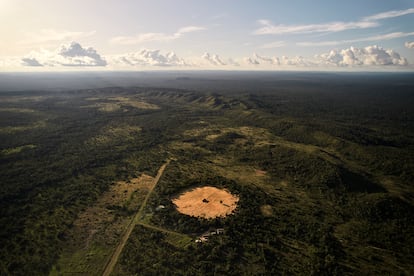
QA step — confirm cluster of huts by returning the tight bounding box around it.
[195,228,224,243]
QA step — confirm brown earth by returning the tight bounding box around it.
[260,204,274,217]
[172,186,239,219]
[255,169,267,176]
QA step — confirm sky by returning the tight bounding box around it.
[1,0,414,71]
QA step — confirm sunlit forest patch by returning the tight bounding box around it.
[1,144,36,155]
[85,125,142,146]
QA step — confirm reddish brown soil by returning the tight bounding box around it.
[172,186,239,219]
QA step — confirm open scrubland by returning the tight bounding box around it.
[1,73,414,275]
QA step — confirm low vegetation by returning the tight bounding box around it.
[1,74,413,275]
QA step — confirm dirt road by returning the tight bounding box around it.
[102,160,170,276]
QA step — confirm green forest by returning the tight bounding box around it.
[1,74,414,275]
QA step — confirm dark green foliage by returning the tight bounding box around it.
[0,89,167,275]
[1,74,414,275]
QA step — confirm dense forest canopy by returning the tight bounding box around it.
[0,72,413,275]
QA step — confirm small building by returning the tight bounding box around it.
[155,205,166,211]
[200,236,209,242]
[195,228,224,243]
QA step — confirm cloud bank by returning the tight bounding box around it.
[22,42,107,67]
[11,42,410,70]
[187,53,240,67]
[246,53,278,65]
[58,42,107,66]
[110,49,186,67]
[245,53,310,67]
[243,46,408,68]
[21,58,43,67]
[316,45,408,66]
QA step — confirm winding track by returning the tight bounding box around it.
[102,160,170,276]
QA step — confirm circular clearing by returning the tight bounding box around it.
[172,186,239,219]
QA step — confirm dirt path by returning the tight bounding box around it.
[137,222,189,238]
[102,160,170,276]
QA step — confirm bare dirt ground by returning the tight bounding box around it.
[255,169,267,176]
[173,186,239,219]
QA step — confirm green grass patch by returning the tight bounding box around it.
[1,144,36,155]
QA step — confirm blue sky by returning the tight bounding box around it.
[1,0,414,70]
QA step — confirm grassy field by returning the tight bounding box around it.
[49,173,154,275]
[1,74,414,275]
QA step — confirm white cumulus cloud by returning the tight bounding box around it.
[242,45,408,68]
[110,49,186,67]
[21,58,43,67]
[58,42,107,66]
[280,56,310,66]
[316,45,408,66]
[21,42,107,67]
[245,53,311,67]
[186,53,240,68]
[251,53,279,65]
[245,57,260,65]
[405,41,414,49]
[202,52,226,65]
